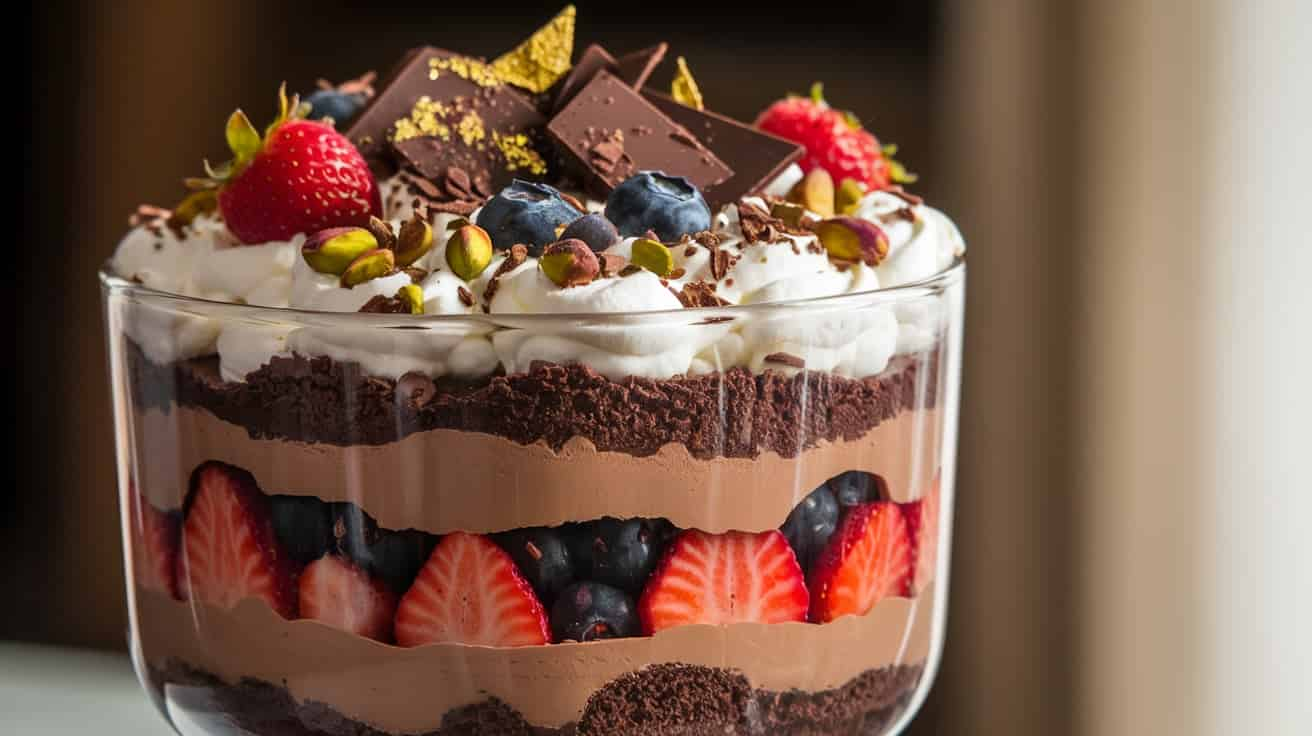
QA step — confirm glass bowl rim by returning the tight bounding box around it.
[99,256,964,328]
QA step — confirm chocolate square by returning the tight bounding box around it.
[612,43,668,90]
[345,47,548,191]
[644,90,804,210]
[552,43,618,114]
[547,71,733,194]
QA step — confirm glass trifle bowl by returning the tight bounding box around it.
[103,11,964,734]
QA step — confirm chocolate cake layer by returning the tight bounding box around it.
[128,342,938,456]
[151,661,922,736]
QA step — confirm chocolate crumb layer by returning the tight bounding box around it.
[127,342,938,456]
[149,661,923,736]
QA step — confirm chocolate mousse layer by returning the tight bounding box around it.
[127,341,938,456]
[150,660,922,736]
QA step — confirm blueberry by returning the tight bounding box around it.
[604,171,711,241]
[560,213,621,253]
[269,495,334,564]
[304,89,367,125]
[561,521,597,577]
[591,517,676,594]
[550,581,639,643]
[496,527,574,606]
[365,529,439,595]
[329,502,380,566]
[780,485,840,573]
[475,180,583,254]
[829,471,882,508]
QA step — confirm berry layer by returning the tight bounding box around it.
[133,585,936,733]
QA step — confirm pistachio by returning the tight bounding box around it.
[302,227,378,275]
[395,283,425,314]
[791,168,835,217]
[539,238,599,288]
[814,217,890,266]
[340,247,396,287]
[770,201,807,228]
[836,178,865,215]
[367,216,397,251]
[395,214,434,267]
[445,224,494,281]
[630,238,675,277]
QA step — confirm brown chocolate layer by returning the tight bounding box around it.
[150,660,921,736]
[128,342,937,456]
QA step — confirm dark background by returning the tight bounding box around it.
[14,2,1079,734]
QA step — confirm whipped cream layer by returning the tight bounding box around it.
[112,172,963,382]
[134,585,936,732]
[131,405,942,535]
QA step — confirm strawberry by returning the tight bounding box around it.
[187,85,381,244]
[299,555,398,643]
[637,529,808,635]
[902,473,942,595]
[129,489,181,600]
[178,461,299,618]
[809,501,912,623]
[394,532,550,647]
[755,83,915,191]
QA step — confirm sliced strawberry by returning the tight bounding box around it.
[394,532,550,647]
[299,555,398,643]
[638,529,809,635]
[178,461,298,618]
[129,491,181,600]
[902,474,942,595]
[809,501,912,623]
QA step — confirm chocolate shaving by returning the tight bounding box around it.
[764,352,807,369]
[737,201,801,243]
[482,244,529,311]
[676,281,730,308]
[599,253,628,276]
[457,286,475,307]
[881,186,924,207]
[403,266,428,283]
[358,295,411,314]
[710,249,731,281]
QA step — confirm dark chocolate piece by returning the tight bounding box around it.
[552,44,618,114]
[645,90,805,210]
[345,47,548,192]
[548,71,733,194]
[612,43,668,90]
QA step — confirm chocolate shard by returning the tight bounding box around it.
[552,43,618,114]
[345,47,548,193]
[644,90,805,210]
[548,71,732,195]
[613,43,668,91]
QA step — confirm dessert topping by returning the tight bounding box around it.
[835,177,865,215]
[793,168,835,217]
[445,224,494,280]
[475,180,584,253]
[489,5,576,94]
[340,248,396,288]
[302,227,379,275]
[671,56,704,110]
[814,216,890,266]
[630,238,675,278]
[605,171,712,241]
[540,238,600,287]
[394,213,434,267]
[675,281,730,308]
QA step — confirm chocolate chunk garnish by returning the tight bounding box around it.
[613,43,668,90]
[677,281,730,308]
[737,201,801,244]
[710,248,731,281]
[645,90,805,210]
[548,71,732,195]
[457,286,475,307]
[358,295,410,314]
[346,47,548,192]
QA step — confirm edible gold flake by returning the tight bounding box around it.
[392,96,452,143]
[493,131,547,175]
[489,5,575,94]
[428,56,503,87]
[672,56,704,110]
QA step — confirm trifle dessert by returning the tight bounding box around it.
[104,7,964,735]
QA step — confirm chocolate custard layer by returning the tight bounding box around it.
[135,589,935,732]
[152,661,922,736]
[128,342,937,456]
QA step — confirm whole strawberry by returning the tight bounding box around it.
[756,83,914,191]
[187,85,381,244]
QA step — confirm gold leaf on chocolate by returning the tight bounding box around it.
[671,56,704,111]
[490,5,576,94]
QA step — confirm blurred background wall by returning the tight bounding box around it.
[11,0,1311,734]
